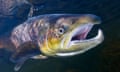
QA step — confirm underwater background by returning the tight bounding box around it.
[0,0,120,72]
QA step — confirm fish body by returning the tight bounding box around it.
[0,14,104,71]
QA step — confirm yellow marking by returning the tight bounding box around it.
[76,17,91,24]
[40,38,61,56]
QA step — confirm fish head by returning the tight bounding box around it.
[40,14,104,56]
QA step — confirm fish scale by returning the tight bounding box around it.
[11,17,49,48]
[11,20,38,48]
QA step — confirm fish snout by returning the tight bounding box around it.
[75,14,101,25]
[84,14,101,24]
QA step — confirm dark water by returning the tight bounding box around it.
[0,0,120,72]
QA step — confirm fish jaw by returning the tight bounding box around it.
[56,29,104,56]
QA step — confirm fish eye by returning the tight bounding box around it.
[58,28,65,34]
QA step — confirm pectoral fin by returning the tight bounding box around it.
[31,54,47,59]
[14,58,26,71]
[10,41,41,71]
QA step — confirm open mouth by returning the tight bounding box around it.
[57,23,104,56]
[61,22,103,49]
[71,23,94,42]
